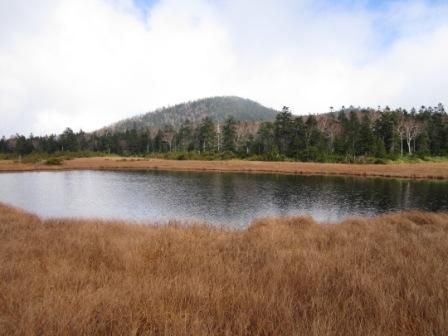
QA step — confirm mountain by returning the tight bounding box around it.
[101,96,278,133]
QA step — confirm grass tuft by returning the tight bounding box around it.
[44,157,63,165]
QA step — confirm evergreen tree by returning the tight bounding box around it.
[40,135,59,153]
[15,135,34,155]
[427,112,445,155]
[222,117,237,152]
[274,107,293,154]
[78,130,88,151]
[140,130,152,154]
[0,136,8,153]
[125,128,139,154]
[60,128,78,152]
[346,111,360,156]
[291,117,306,157]
[416,132,430,155]
[198,117,216,152]
[255,122,274,155]
[177,120,193,151]
[358,114,375,155]
[304,115,320,148]
[374,112,398,154]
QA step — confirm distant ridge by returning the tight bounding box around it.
[101,96,278,133]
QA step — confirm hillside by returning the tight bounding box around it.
[101,96,278,133]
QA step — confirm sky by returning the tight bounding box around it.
[1,0,448,136]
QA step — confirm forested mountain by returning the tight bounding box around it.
[1,101,447,162]
[101,96,278,133]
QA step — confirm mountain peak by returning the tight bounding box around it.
[102,96,278,133]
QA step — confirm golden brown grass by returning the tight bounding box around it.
[0,204,447,335]
[1,157,448,179]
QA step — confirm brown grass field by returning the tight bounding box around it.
[1,156,448,179]
[1,203,447,335]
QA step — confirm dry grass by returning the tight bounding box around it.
[1,157,448,179]
[1,204,447,335]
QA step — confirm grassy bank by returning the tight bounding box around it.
[1,156,448,179]
[2,151,447,165]
[0,204,447,335]
[147,150,448,164]
[0,151,112,164]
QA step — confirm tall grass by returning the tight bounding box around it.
[0,204,447,335]
[0,151,112,164]
[2,150,447,165]
[2,156,448,180]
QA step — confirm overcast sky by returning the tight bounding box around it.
[1,0,447,136]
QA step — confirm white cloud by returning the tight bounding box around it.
[0,0,447,136]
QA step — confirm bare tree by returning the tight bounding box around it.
[397,117,406,156]
[317,115,340,153]
[216,121,221,152]
[162,126,176,152]
[398,115,421,155]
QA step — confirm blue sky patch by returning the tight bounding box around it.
[133,0,158,14]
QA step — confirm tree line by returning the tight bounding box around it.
[1,104,447,161]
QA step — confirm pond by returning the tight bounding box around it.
[0,170,447,227]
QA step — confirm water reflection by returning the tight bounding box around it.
[0,171,447,228]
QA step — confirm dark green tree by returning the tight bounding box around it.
[222,117,237,152]
[304,115,319,148]
[290,117,306,157]
[255,122,274,155]
[358,114,375,155]
[274,107,293,154]
[15,135,34,155]
[198,117,216,152]
[0,136,8,153]
[153,129,164,153]
[177,120,194,151]
[60,128,78,152]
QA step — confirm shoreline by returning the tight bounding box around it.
[1,156,448,180]
[2,201,448,227]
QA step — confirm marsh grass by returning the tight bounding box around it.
[3,151,111,164]
[44,157,63,165]
[0,204,447,335]
[2,156,448,180]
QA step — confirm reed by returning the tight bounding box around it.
[0,204,447,335]
[1,156,448,180]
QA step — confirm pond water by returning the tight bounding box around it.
[0,170,447,227]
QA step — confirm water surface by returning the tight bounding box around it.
[0,171,447,227]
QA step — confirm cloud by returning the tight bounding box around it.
[0,0,447,136]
